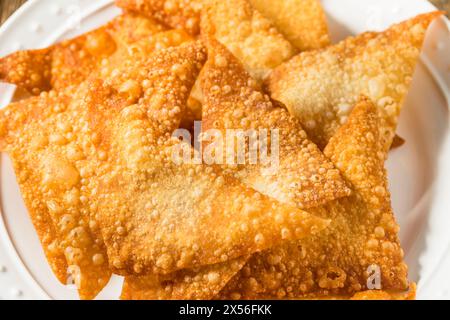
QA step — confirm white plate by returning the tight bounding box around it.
[0,0,449,300]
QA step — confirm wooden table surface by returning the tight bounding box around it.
[1,0,449,25]
[0,0,26,25]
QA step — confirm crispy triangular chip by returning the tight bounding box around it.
[0,96,73,285]
[116,0,203,35]
[117,37,347,300]
[0,13,166,95]
[267,12,442,149]
[0,20,195,134]
[201,0,297,81]
[74,42,329,277]
[201,38,350,209]
[0,40,206,299]
[218,97,410,299]
[0,88,111,300]
[121,38,351,300]
[98,137,329,276]
[121,38,347,301]
[248,0,330,51]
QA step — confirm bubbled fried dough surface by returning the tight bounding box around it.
[0,13,166,96]
[0,41,207,299]
[123,36,347,299]
[249,0,330,51]
[0,89,111,300]
[0,4,426,301]
[218,97,408,299]
[78,42,329,276]
[267,12,442,150]
[201,39,351,209]
[121,257,248,300]
[100,139,329,275]
[116,0,203,35]
[0,47,53,95]
[201,0,297,81]
[0,94,72,285]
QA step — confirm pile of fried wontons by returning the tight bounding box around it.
[0,0,442,300]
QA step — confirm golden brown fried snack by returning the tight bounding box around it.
[0,89,111,300]
[218,97,409,299]
[126,38,349,301]
[115,0,330,52]
[127,59,345,298]
[267,12,442,149]
[0,48,52,95]
[77,42,329,277]
[0,37,200,300]
[99,136,330,276]
[201,0,297,81]
[108,11,166,44]
[121,258,248,300]
[36,39,326,282]
[0,13,165,95]
[0,95,73,285]
[0,22,195,136]
[116,0,203,35]
[201,39,350,209]
[249,0,330,51]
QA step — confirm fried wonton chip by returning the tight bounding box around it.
[201,0,297,81]
[75,42,329,277]
[133,37,349,300]
[248,0,330,51]
[0,89,111,300]
[114,30,328,297]
[116,0,203,35]
[0,13,166,95]
[0,20,195,134]
[218,97,409,299]
[267,12,442,149]
[121,257,248,300]
[141,39,350,300]
[201,39,350,209]
[0,36,198,300]
[0,97,73,285]
[99,137,329,276]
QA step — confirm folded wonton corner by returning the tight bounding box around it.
[218,96,410,299]
[267,11,443,149]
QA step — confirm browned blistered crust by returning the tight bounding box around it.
[218,97,409,299]
[248,0,330,51]
[1,41,329,299]
[268,12,443,149]
[116,0,203,35]
[0,13,166,95]
[0,3,437,301]
[201,38,351,209]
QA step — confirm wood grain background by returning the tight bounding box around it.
[0,0,449,25]
[0,0,26,25]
